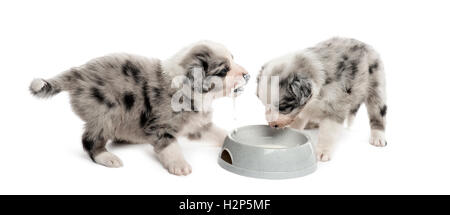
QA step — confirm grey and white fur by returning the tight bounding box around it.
[30,41,249,175]
[257,37,387,161]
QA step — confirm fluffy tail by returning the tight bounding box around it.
[29,78,64,98]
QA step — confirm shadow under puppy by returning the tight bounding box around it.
[29,41,249,175]
[256,37,387,161]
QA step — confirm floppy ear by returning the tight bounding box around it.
[289,74,312,106]
[181,45,213,73]
[180,45,213,93]
[193,52,210,72]
[182,45,229,94]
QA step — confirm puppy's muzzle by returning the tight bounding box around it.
[268,120,293,129]
[233,73,250,95]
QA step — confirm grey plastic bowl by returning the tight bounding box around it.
[218,125,317,179]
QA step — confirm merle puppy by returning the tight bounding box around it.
[30,41,249,175]
[257,37,387,161]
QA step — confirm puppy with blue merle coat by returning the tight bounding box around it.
[257,37,387,161]
[30,41,249,175]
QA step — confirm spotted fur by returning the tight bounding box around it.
[30,41,249,174]
[257,37,388,161]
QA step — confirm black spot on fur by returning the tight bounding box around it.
[370,118,385,130]
[123,92,135,111]
[380,105,387,117]
[372,81,379,88]
[350,61,358,79]
[324,77,332,85]
[90,87,104,103]
[278,104,294,114]
[346,87,352,94]
[162,133,175,139]
[139,81,155,128]
[200,59,209,72]
[72,71,84,81]
[94,76,105,86]
[142,82,152,112]
[140,112,149,128]
[139,114,157,130]
[342,55,349,61]
[350,109,357,114]
[90,87,115,108]
[350,104,361,115]
[336,61,345,80]
[337,61,345,71]
[113,139,130,144]
[152,87,162,99]
[350,44,363,52]
[122,60,141,83]
[369,62,379,74]
[82,137,94,151]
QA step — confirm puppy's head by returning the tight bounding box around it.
[256,54,315,128]
[176,41,249,97]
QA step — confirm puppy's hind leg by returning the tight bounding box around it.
[365,56,388,147]
[366,93,387,147]
[82,131,123,168]
[347,103,361,128]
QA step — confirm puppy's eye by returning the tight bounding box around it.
[278,103,293,114]
[216,68,228,77]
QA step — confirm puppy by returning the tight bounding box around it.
[30,41,249,175]
[256,37,387,161]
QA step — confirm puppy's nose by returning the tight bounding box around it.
[243,73,250,83]
[268,121,279,128]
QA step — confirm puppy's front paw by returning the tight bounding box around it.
[165,159,192,176]
[94,151,123,168]
[370,130,387,147]
[157,143,192,176]
[315,147,332,162]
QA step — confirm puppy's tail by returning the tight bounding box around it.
[29,71,73,98]
[29,78,63,98]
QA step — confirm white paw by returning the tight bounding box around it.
[157,143,192,176]
[370,130,387,147]
[165,159,192,176]
[94,151,123,168]
[30,78,46,92]
[315,147,332,162]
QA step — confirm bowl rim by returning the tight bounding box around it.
[226,124,312,150]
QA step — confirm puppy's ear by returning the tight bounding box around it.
[288,74,312,106]
[179,45,213,93]
[181,45,212,73]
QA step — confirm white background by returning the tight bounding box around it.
[1,0,449,194]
